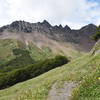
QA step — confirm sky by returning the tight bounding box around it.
[0,0,100,29]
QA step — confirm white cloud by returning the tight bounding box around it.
[0,0,100,29]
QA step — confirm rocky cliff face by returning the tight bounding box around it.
[0,20,97,52]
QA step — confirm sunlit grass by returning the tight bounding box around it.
[0,52,99,100]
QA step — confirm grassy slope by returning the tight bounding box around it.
[71,64,100,100]
[0,50,99,100]
[0,39,18,64]
[0,39,84,64]
[0,39,54,74]
[28,43,53,61]
[71,39,100,100]
[0,39,53,65]
[0,39,83,73]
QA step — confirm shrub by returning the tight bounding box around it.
[0,55,69,89]
[92,25,100,41]
[0,49,34,72]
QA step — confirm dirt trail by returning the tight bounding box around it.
[47,82,78,100]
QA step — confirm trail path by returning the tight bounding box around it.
[47,82,78,100]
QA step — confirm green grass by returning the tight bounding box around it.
[0,55,69,89]
[0,39,99,100]
[0,39,54,73]
[71,64,100,100]
[28,43,53,61]
[0,48,34,72]
[0,39,53,65]
[92,25,100,41]
[0,39,18,64]
[0,39,83,66]
[0,51,99,100]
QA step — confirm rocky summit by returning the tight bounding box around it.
[0,20,97,52]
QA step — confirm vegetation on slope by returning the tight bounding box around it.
[0,55,69,89]
[0,39,18,64]
[28,43,53,61]
[0,49,99,100]
[0,39,54,73]
[0,48,34,72]
[71,65,100,100]
[0,35,99,100]
[92,25,100,41]
[0,39,53,65]
[71,39,100,100]
[91,39,100,55]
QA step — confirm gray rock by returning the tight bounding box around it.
[0,20,97,52]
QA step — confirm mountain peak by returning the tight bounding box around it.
[64,25,71,30]
[42,20,49,23]
[0,20,97,52]
[80,23,97,30]
[42,20,51,27]
[59,24,63,29]
[10,20,31,26]
[0,20,33,33]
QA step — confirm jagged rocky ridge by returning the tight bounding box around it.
[0,20,97,52]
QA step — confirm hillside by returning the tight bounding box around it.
[0,39,54,75]
[0,39,99,100]
[0,39,53,64]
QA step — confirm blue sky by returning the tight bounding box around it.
[88,0,100,3]
[0,0,100,29]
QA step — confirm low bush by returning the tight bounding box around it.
[0,48,34,72]
[92,25,100,41]
[0,55,69,89]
